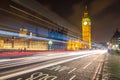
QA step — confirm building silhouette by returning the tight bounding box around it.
[109,29,120,51]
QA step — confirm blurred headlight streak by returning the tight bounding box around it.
[0,30,66,43]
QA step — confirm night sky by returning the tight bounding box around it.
[37,0,120,43]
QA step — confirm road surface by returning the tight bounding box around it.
[0,50,106,80]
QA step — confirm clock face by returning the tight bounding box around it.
[84,21,88,25]
[82,18,91,26]
[83,20,91,26]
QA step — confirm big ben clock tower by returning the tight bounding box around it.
[82,6,92,49]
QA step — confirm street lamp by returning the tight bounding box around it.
[48,40,53,50]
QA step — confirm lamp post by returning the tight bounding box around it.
[27,32,32,48]
[48,40,53,50]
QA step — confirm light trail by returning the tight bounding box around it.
[0,30,67,43]
[0,50,103,80]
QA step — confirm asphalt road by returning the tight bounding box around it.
[0,50,106,80]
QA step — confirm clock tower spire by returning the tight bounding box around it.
[82,4,92,49]
[84,5,88,18]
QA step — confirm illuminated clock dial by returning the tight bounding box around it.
[84,21,88,25]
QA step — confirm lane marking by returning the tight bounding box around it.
[83,54,101,69]
[68,68,77,74]
[69,75,76,80]
[92,62,101,80]
[0,54,92,80]
[93,54,100,60]
[83,62,92,69]
[46,65,70,72]
[16,72,58,80]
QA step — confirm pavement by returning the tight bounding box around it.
[102,54,120,80]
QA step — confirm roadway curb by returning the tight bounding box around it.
[92,53,106,80]
[101,54,110,80]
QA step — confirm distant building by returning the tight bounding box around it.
[0,0,81,50]
[109,29,120,51]
[82,6,92,49]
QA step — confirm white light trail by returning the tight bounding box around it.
[0,30,67,43]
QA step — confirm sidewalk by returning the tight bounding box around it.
[102,54,120,80]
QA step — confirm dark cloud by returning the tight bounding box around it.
[37,0,120,43]
[90,0,120,42]
[37,0,82,18]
